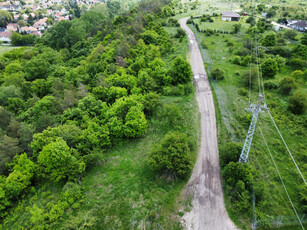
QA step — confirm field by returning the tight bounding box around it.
[188,15,306,229]
[0,46,18,56]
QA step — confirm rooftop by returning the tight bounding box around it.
[222,12,241,18]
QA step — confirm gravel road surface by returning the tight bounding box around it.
[179,17,238,230]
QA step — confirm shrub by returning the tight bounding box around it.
[238,88,248,97]
[261,58,278,78]
[211,68,225,80]
[220,142,242,168]
[222,162,253,191]
[168,56,192,85]
[291,70,304,80]
[38,138,85,182]
[262,33,276,47]
[232,56,241,65]
[264,80,279,89]
[288,91,307,115]
[283,29,298,40]
[148,132,192,178]
[227,41,234,47]
[174,28,185,38]
[279,76,297,94]
[287,58,306,70]
[201,40,207,49]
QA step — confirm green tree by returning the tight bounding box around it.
[168,56,192,85]
[266,9,276,18]
[38,138,85,182]
[283,30,298,40]
[5,153,36,198]
[32,96,58,119]
[0,135,21,174]
[148,132,192,178]
[301,34,307,46]
[0,175,10,218]
[279,76,298,94]
[291,44,307,60]
[288,91,307,115]
[222,162,253,191]
[220,142,242,168]
[124,106,148,138]
[211,68,225,80]
[24,56,51,81]
[261,58,278,78]
[232,24,241,34]
[5,61,23,75]
[0,85,22,106]
[262,33,276,47]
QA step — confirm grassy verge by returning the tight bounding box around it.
[0,46,19,56]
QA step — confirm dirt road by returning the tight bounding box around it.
[179,17,238,230]
[271,21,293,30]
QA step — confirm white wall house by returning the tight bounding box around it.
[221,12,241,21]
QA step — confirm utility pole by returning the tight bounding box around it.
[239,93,266,163]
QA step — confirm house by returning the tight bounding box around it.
[22,14,29,20]
[0,31,12,43]
[6,23,19,32]
[287,20,307,32]
[58,16,69,22]
[33,18,47,30]
[221,12,241,21]
[21,26,38,34]
[0,28,6,32]
[261,13,267,18]
[241,12,248,16]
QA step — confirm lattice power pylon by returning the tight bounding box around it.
[239,93,266,163]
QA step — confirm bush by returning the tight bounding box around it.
[279,76,297,94]
[37,138,85,182]
[238,88,248,97]
[227,41,234,47]
[264,80,279,89]
[148,132,192,178]
[168,56,192,85]
[222,162,253,191]
[211,68,225,80]
[220,142,242,168]
[174,28,185,38]
[201,40,207,49]
[288,91,307,115]
[232,56,241,65]
[291,70,304,84]
[283,30,298,40]
[287,58,306,70]
[261,58,278,78]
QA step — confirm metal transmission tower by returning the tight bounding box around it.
[239,93,266,163]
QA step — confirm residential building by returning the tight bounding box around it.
[221,12,241,21]
[0,31,12,42]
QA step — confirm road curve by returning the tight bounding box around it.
[179,17,238,230]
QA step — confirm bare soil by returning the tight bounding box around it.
[179,17,239,230]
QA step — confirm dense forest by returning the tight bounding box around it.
[0,0,198,228]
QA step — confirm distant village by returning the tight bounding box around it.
[0,0,103,43]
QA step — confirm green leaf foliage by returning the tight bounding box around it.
[148,132,192,178]
[37,138,85,182]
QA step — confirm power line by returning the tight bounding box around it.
[257,45,266,105]
[267,110,307,187]
[259,127,305,230]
